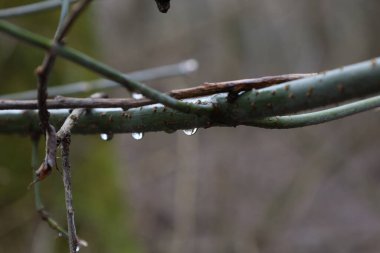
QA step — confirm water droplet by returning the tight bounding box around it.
[75,245,81,252]
[132,93,143,99]
[131,132,144,140]
[100,132,113,141]
[183,128,198,136]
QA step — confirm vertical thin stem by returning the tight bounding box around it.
[31,134,43,210]
[30,134,78,242]
[61,134,79,253]
[36,0,94,132]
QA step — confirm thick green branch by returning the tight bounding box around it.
[0,57,379,134]
[0,94,379,135]
[0,20,210,115]
[0,21,379,134]
[215,58,380,123]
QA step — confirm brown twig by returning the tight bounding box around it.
[54,0,93,42]
[61,134,79,253]
[30,134,88,248]
[31,93,105,185]
[0,73,315,110]
[56,93,107,141]
[37,209,87,249]
[36,0,93,132]
[170,73,315,97]
[32,0,93,181]
[32,4,93,250]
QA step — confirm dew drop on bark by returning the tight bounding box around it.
[100,133,113,141]
[183,128,198,136]
[132,132,144,140]
[132,93,144,99]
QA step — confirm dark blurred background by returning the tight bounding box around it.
[1,0,380,252]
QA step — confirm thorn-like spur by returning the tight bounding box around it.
[28,162,52,189]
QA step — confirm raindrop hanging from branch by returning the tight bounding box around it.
[154,0,171,13]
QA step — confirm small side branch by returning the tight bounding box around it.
[30,135,87,248]
[1,59,199,100]
[33,93,103,184]
[31,135,63,231]
[31,134,43,210]
[0,0,78,19]
[56,108,87,139]
[36,0,93,133]
[56,93,106,140]
[0,20,210,115]
[31,0,94,184]
[61,134,79,253]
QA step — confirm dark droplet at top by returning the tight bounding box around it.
[155,0,171,13]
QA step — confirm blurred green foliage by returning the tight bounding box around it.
[0,1,141,252]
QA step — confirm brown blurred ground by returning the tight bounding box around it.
[94,1,380,253]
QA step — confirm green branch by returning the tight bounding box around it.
[0,20,210,115]
[1,94,379,135]
[247,95,380,128]
[0,57,379,134]
[0,22,379,134]
[215,58,380,122]
[31,135,43,210]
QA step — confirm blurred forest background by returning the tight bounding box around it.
[1,0,380,252]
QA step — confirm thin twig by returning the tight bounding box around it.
[31,134,43,209]
[30,134,88,248]
[28,124,57,185]
[56,93,107,140]
[0,20,210,115]
[55,0,94,42]
[59,0,71,28]
[177,74,315,96]
[61,134,79,253]
[0,0,78,19]
[0,73,315,110]
[32,0,93,186]
[1,59,199,100]
[33,93,105,184]
[36,0,93,133]
[35,0,93,187]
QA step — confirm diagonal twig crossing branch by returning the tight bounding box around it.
[0,20,210,114]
